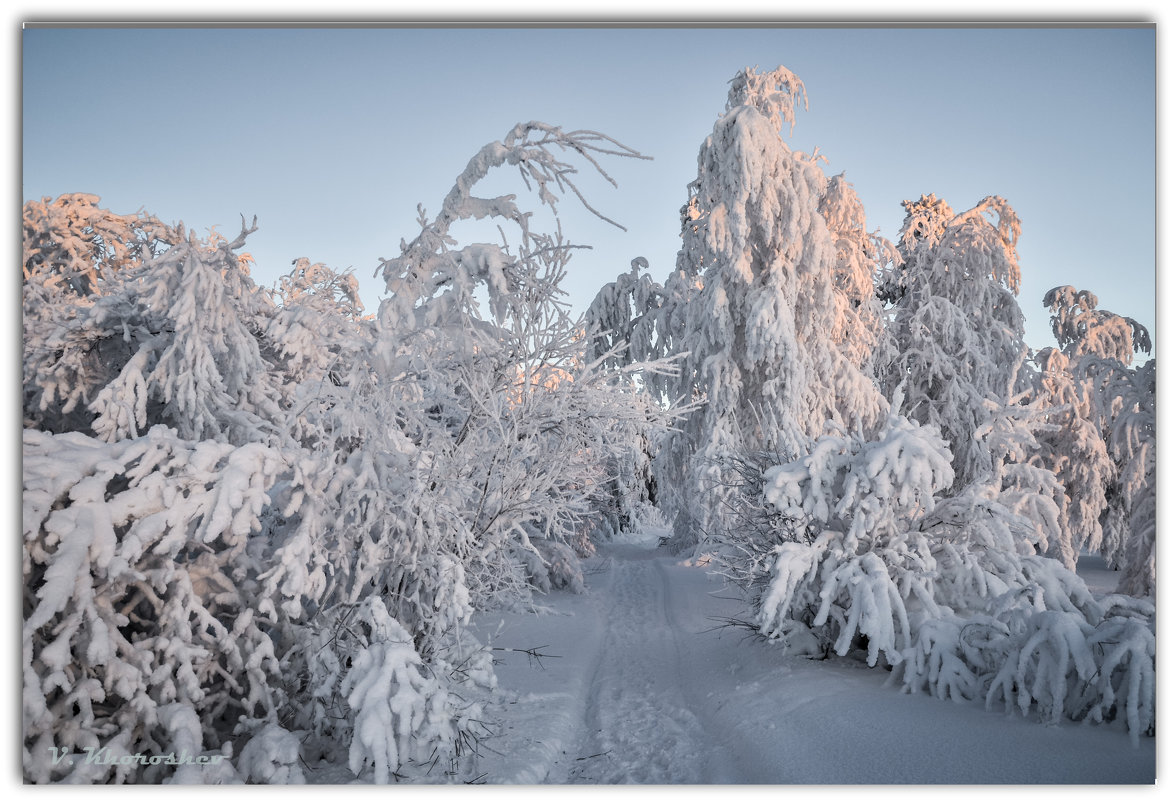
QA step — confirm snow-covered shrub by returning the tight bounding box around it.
[22,426,287,783]
[282,594,495,781]
[1073,604,1156,736]
[986,609,1098,726]
[899,491,1155,742]
[335,599,471,784]
[900,614,982,703]
[531,538,587,594]
[982,594,1156,744]
[237,725,304,784]
[749,408,1156,742]
[753,408,954,666]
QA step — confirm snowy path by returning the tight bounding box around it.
[471,540,1156,785]
[565,548,737,783]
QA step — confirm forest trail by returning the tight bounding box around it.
[473,539,1156,785]
[564,546,739,783]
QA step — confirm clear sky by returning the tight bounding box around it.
[21,24,1156,356]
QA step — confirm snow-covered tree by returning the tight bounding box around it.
[648,65,890,550]
[583,257,682,537]
[585,258,672,390]
[22,119,673,782]
[684,72,1154,743]
[752,401,1155,743]
[23,193,178,299]
[1033,287,1155,595]
[1044,285,1151,363]
[880,193,1029,491]
[23,216,291,445]
[1083,356,1156,596]
[817,172,897,381]
[370,120,676,588]
[267,257,368,384]
[1031,346,1115,564]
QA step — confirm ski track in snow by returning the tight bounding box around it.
[473,540,1156,785]
[566,550,734,783]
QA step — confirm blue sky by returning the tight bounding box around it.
[22,25,1156,355]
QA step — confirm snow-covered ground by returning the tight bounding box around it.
[457,533,1155,785]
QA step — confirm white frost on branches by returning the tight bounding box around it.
[753,409,1155,743]
[23,117,672,783]
[654,65,889,548]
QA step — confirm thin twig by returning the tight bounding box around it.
[491,645,562,669]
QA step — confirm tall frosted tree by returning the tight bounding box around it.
[880,193,1029,491]
[656,65,888,547]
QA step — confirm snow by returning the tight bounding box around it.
[1077,551,1126,596]
[380,532,1154,785]
[19,64,1157,787]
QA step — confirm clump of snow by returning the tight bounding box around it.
[238,725,305,784]
[531,539,587,594]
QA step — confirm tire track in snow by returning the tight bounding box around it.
[565,549,735,784]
